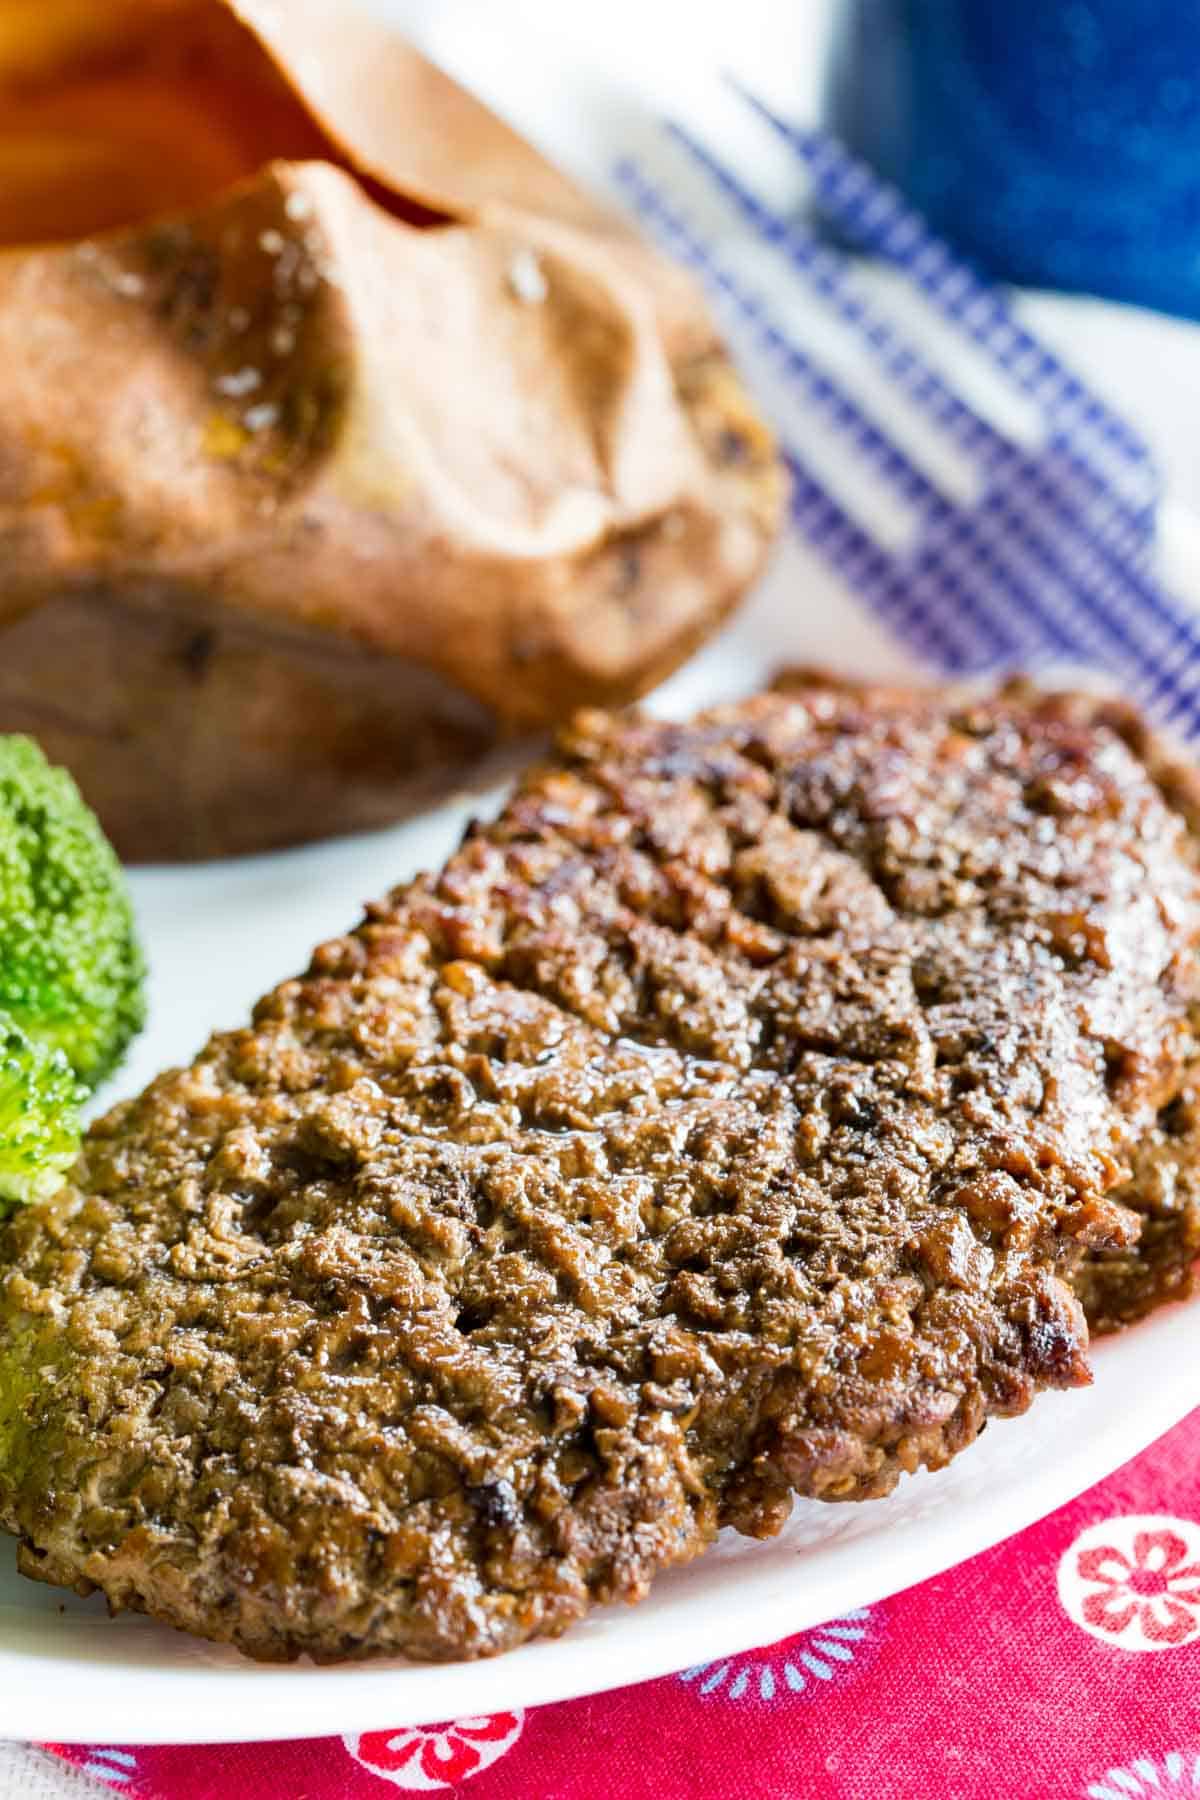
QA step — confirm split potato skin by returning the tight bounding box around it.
[0,1,784,860]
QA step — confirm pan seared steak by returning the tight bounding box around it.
[1,678,1198,1662]
[1002,682,1200,1333]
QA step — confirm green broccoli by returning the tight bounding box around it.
[0,1016,85,1205]
[0,736,145,1206]
[0,736,144,1089]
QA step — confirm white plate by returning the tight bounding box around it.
[4,5,1200,1745]
[0,497,1196,1745]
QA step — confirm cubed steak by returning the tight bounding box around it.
[0,676,1197,1662]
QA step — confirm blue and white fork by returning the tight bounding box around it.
[615,95,1200,735]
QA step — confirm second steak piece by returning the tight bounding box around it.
[1,679,1197,1663]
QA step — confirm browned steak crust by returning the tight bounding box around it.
[1010,684,1200,1331]
[772,672,1200,1333]
[1,679,1198,1663]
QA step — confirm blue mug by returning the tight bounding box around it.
[827,0,1200,319]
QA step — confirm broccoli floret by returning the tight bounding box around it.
[0,1013,84,1206]
[0,736,144,1090]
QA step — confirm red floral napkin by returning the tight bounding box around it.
[43,1405,1200,1799]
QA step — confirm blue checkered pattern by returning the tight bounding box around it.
[615,107,1200,736]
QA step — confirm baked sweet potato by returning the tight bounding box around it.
[0,0,784,859]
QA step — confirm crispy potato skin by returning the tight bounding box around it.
[0,2,785,860]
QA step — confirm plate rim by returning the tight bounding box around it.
[0,1305,1194,1745]
[3,500,1199,1750]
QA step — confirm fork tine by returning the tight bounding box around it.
[783,454,1028,672]
[617,158,1080,669]
[618,153,1073,663]
[616,157,1017,664]
[663,123,1017,468]
[987,456,1200,718]
[618,143,1200,735]
[653,125,1177,625]
[733,87,1158,519]
[897,452,1200,732]
[950,465,1200,687]
[661,120,1155,562]
[617,157,946,519]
